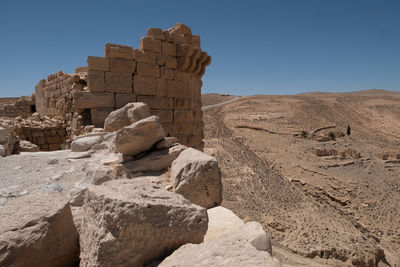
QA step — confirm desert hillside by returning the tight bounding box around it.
[203,90,400,266]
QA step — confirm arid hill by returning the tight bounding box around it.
[203,90,400,266]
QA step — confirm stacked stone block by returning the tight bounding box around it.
[0,96,34,119]
[16,124,66,151]
[76,23,211,149]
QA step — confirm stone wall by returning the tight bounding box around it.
[73,23,211,149]
[0,118,19,156]
[0,96,34,119]
[15,117,67,151]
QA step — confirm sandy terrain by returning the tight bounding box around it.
[203,90,400,266]
[201,93,237,106]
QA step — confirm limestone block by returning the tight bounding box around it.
[75,66,89,73]
[165,56,178,69]
[171,147,222,208]
[166,80,185,98]
[19,140,40,152]
[114,115,164,155]
[133,75,157,95]
[156,53,166,65]
[104,102,151,132]
[178,122,193,135]
[115,93,137,108]
[174,110,188,122]
[147,28,166,40]
[177,56,191,71]
[162,123,178,138]
[203,55,212,66]
[73,91,115,109]
[121,144,187,174]
[79,179,208,266]
[87,56,109,71]
[136,62,160,78]
[176,44,194,57]
[152,109,173,123]
[191,35,201,49]
[156,79,167,97]
[133,49,156,64]
[0,192,79,266]
[174,98,193,110]
[71,135,102,152]
[110,58,136,73]
[105,72,132,93]
[140,37,162,53]
[161,67,175,80]
[137,96,174,110]
[171,23,192,35]
[87,70,105,92]
[45,136,60,144]
[204,206,244,241]
[91,109,114,128]
[175,71,191,81]
[48,143,61,151]
[105,43,133,60]
[162,41,177,56]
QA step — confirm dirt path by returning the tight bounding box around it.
[202,96,241,111]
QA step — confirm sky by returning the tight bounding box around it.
[0,0,399,97]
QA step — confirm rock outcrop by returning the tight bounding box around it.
[79,179,208,266]
[171,147,222,208]
[160,206,278,267]
[104,102,152,132]
[114,115,165,155]
[0,191,79,266]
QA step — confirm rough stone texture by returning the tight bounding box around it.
[121,144,187,175]
[204,206,245,241]
[82,162,115,185]
[0,191,79,266]
[19,140,40,152]
[104,102,151,132]
[155,136,178,150]
[79,179,208,267]
[71,135,102,152]
[114,115,165,156]
[159,229,280,267]
[171,147,222,208]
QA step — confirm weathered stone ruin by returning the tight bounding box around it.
[0,23,211,154]
[0,23,279,266]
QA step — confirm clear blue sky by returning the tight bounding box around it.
[0,0,399,97]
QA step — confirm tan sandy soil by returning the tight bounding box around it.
[203,89,400,266]
[201,93,236,106]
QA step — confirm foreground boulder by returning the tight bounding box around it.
[104,102,151,132]
[0,191,79,266]
[80,179,208,266]
[70,134,104,152]
[171,148,222,208]
[114,115,165,156]
[159,223,279,267]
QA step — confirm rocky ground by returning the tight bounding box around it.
[203,90,400,266]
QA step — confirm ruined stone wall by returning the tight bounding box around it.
[15,117,67,151]
[0,96,34,119]
[73,23,211,149]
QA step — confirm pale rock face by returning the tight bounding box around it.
[0,191,79,266]
[114,115,165,156]
[71,135,102,152]
[82,162,115,185]
[159,226,280,267]
[171,147,222,208]
[104,102,152,132]
[121,144,187,176]
[204,206,245,241]
[19,140,40,152]
[79,179,208,266]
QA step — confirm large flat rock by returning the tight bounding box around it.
[0,191,79,266]
[79,179,208,266]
